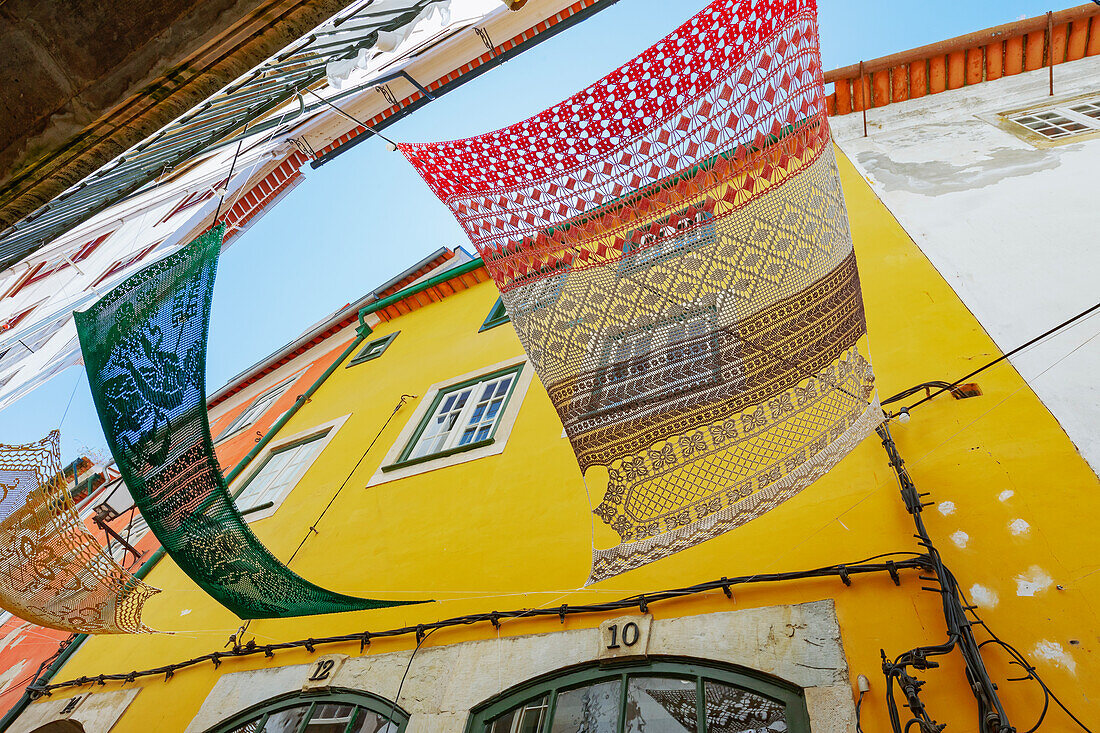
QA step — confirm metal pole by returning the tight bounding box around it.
[860,60,868,137]
[1047,11,1055,96]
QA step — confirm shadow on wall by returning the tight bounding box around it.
[29,721,84,733]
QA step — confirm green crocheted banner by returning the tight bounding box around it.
[76,226,419,619]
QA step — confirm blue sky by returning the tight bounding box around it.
[0,0,1058,462]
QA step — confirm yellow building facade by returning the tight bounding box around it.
[10,146,1097,732]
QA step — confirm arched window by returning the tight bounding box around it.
[467,658,810,733]
[206,688,408,733]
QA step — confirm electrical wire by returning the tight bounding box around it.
[32,553,929,695]
[284,394,414,566]
[384,626,438,728]
[887,300,1100,416]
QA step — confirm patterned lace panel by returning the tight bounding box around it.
[0,431,159,633]
[402,0,881,582]
[75,226,422,619]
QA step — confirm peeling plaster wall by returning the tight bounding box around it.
[832,55,1100,474]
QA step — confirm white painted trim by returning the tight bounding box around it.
[228,413,352,522]
[214,365,311,443]
[366,355,532,488]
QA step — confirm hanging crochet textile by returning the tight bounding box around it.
[0,431,158,633]
[401,0,880,582]
[77,226,417,618]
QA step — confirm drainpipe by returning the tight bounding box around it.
[0,323,373,731]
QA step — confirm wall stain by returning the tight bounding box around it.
[857,145,1081,196]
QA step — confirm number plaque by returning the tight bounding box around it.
[597,615,652,660]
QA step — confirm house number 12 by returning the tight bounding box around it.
[308,659,335,681]
[606,621,640,650]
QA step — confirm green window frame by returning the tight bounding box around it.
[465,658,810,733]
[347,331,399,368]
[479,297,510,332]
[384,363,523,472]
[204,687,408,733]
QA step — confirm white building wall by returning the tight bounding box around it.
[831,55,1100,473]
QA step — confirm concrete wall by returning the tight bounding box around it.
[832,55,1100,473]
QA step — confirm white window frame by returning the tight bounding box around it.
[998,93,1100,144]
[367,355,534,487]
[216,369,307,442]
[403,368,520,461]
[228,414,350,522]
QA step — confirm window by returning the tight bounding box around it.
[480,297,511,332]
[368,357,533,486]
[233,430,330,516]
[1006,96,1100,141]
[19,231,115,290]
[217,374,301,441]
[158,177,229,225]
[392,364,522,468]
[90,242,161,289]
[209,689,407,733]
[469,660,809,733]
[347,332,399,368]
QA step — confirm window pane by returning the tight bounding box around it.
[228,720,263,733]
[238,435,326,509]
[485,400,502,421]
[350,711,400,733]
[626,677,698,732]
[550,680,620,733]
[261,705,312,732]
[311,703,354,720]
[489,695,548,733]
[702,681,787,733]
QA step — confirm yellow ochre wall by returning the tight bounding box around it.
[55,150,1100,731]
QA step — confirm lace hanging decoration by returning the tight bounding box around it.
[400,0,881,582]
[76,225,422,618]
[0,431,159,633]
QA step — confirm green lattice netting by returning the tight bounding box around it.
[76,225,420,619]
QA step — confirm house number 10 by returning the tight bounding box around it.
[606,621,640,650]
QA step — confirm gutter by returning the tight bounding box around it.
[0,323,373,731]
[824,3,1100,81]
[358,257,485,327]
[208,247,457,408]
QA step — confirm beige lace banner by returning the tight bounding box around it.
[0,432,158,633]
